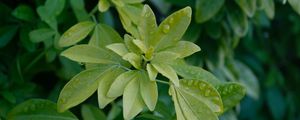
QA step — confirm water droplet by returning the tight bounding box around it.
[205,89,211,96]
[200,83,206,89]
[188,80,193,86]
[169,18,174,24]
[60,98,66,103]
[145,13,150,17]
[162,25,170,33]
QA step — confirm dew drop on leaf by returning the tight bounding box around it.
[163,25,170,33]
[205,89,211,96]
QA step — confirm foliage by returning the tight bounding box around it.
[1,0,300,120]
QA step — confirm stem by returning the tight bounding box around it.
[89,5,98,16]
[24,51,46,72]
[16,55,24,82]
[156,79,169,85]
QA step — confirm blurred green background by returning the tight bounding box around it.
[1,0,300,119]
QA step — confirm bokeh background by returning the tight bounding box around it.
[1,0,300,119]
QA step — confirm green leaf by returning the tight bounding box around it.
[70,0,89,21]
[116,4,143,38]
[138,5,157,47]
[139,70,158,111]
[0,25,18,48]
[89,24,123,48]
[59,21,95,47]
[122,52,142,69]
[152,63,179,86]
[123,0,144,4]
[81,104,106,120]
[227,6,249,37]
[146,64,158,81]
[217,83,246,112]
[171,60,222,86]
[132,39,147,53]
[266,87,286,120]
[37,6,57,30]
[98,0,111,12]
[98,67,126,108]
[107,104,122,120]
[124,34,142,54]
[123,77,145,120]
[61,45,121,64]
[7,99,78,120]
[169,85,218,120]
[106,43,129,56]
[57,67,111,112]
[151,51,179,63]
[107,70,139,97]
[44,0,66,16]
[234,0,256,17]
[164,41,201,58]
[29,28,55,43]
[179,79,223,114]
[12,4,35,22]
[195,0,225,23]
[289,0,300,15]
[234,61,259,99]
[151,7,192,51]
[263,0,275,19]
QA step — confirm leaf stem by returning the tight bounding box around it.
[24,51,46,72]
[156,79,169,85]
[89,5,98,16]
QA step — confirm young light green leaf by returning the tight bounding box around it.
[164,41,201,58]
[132,39,147,53]
[146,64,158,81]
[138,5,157,47]
[57,67,110,112]
[169,86,218,120]
[98,0,111,12]
[139,70,158,111]
[123,0,144,4]
[234,0,256,17]
[29,28,55,43]
[123,78,145,120]
[70,0,89,21]
[152,63,179,86]
[89,24,123,48]
[124,34,142,54]
[106,43,129,56]
[288,0,300,15]
[59,21,95,47]
[171,60,222,86]
[116,4,143,38]
[227,6,249,37]
[263,0,275,19]
[12,4,35,22]
[151,7,192,51]
[195,0,225,23]
[7,99,78,120]
[61,45,120,64]
[217,82,246,111]
[122,52,142,69]
[81,104,106,120]
[107,70,138,97]
[98,67,126,108]
[179,79,223,114]
[151,51,180,63]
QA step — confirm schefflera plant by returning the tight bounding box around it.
[57,4,246,120]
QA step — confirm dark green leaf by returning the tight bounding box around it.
[7,99,78,120]
[289,0,300,15]
[12,4,35,22]
[195,0,225,23]
[81,104,106,120]
[70,0,89,21]
[0,25,18,48]
[235,0,256,17]
[29,28,55,43]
